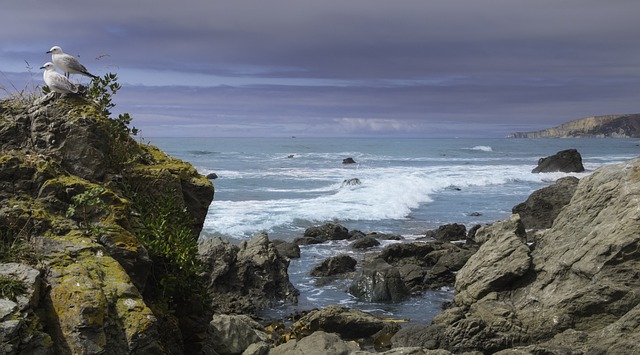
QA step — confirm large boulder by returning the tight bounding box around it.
[512,176,579,229]
[531,148,585,173]
[296,305,390,340]
[198,232,299,315]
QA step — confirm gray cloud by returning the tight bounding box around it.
[2,0,640,136]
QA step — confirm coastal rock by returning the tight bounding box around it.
[508,113,640,138]
[198,232,299,315]
[531,148,585,173]
[341,178,361,186]
[208,314,268,355]
[379,241,477,292]
[454,214,531,306]
[269,331,359,355]
[350,236,380,249]
[512,176,579,229]
[0,95,214,354]
[342,157,357,164]
[302,222,350,241]
[409,158,640,353]
[296,305,389,340]
[271,239,301,259]
[206,172,218,179]
[310,254,357,277]
[349,258,409,302]
[423,223,467,242]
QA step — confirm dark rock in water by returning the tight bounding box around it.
[349,258,409,302]
[342,157,357,164]
[310,254,357,277]
[350,236,380,249]
[341,177,361,186]
[467,224,482,242]
[287,154,294,158]
[467,212,482,217]
[293,236,324,246]
[513,176,579,229]
[348,229,367,240]
[198,231,299,315]
[379,241,477,291]
[532,148,585,173]
[272,239,301,259]
[206,172,218,179]
[303,222,350,241]
[424,223,467,242]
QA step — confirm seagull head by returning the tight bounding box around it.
[40,62,56,71]
[47,46,63,54]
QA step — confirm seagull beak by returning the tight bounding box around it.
[40,66,45,69]
[46,50,52,54]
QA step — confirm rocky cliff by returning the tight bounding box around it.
[0,93,214,354]
[508,113,640,138]
[392,158,640,353]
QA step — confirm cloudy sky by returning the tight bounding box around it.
[1,1,639,137]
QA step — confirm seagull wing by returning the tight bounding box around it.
[59,54,97,78]
[46,71,78,93]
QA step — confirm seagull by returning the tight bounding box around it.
[40,62,78,94]
[47,46,98,79]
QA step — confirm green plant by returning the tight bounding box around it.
[0,277,27,301]
[87,73,138,138]
[0,216,34,263]
[126,185,205,307]
[66,187,108,229]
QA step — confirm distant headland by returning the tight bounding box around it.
[508,113,640,138]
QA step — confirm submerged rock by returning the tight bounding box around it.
[310,254,357,277]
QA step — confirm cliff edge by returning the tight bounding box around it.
[0,93,214,354]
[508,113,640,138]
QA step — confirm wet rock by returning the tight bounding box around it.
[512,176,579,229]
[342,157,357,164]
[341,178,361,186]
[310,254,357,277]
[303,222,350,241]
[423,223,467,242]
[206,172,218,179]
[271,239,301,259]
[349,258,409,302]
[532,148,585,173]
[350,236,380,249]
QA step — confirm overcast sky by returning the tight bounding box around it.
[1,1,639,137]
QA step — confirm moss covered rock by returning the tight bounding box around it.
[0,92,214,354]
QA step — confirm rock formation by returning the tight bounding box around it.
[508,113,640,138]
[512,176,579,229]
[0,94,213,353]
[198,232,299,316]
[532,148,585,173]
[393,158,640,353]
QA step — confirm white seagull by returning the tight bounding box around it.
[47,46,98,79]
[41,62,78,94]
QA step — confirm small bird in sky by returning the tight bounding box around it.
[40,62,78,94]
[47,45,98,79]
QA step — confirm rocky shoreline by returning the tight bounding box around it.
[1,94,639,354]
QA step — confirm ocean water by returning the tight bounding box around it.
[149,137,638,323]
